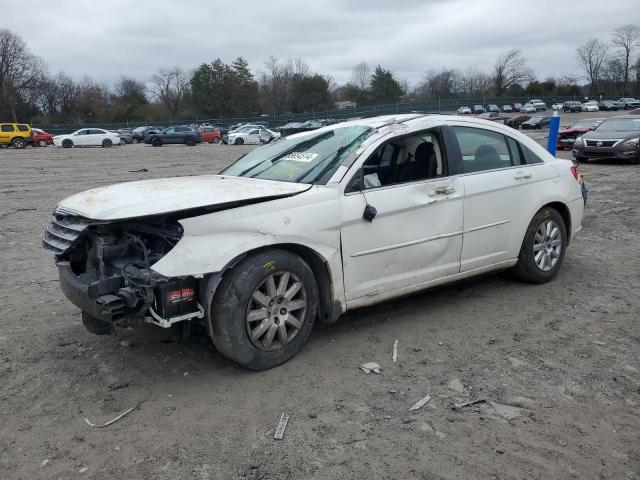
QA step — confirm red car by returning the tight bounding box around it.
[32,128,54,147]
[557,118,605,150]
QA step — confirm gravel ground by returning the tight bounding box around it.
[1,116,639,479]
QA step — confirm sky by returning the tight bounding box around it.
[3,0,639,88]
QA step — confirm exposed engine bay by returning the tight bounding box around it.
[44,207,202,333]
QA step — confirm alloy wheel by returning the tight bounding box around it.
[533,219,562,272]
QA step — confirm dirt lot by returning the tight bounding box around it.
[1,116,639,480]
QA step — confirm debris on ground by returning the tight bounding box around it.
[128,168,148,172]
[392,339,399,362]
[84,404,140,428]
[409,394,432,411]
[359,362,381,374]
[274,412,289,440]
[452,399,486,410]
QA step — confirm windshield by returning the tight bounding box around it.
[596,118,640,132]
[222,125,373,184]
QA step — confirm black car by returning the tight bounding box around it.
[598,100,619,111]
[521,116,551,130]
[573,115,640,163]
[562,101,582,113]
[144,126,202,147]
[131,126,162,143]
[473,105,485,114]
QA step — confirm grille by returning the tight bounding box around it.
[42,207,91,254]
[585,139,620,147]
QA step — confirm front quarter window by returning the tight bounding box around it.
[222,125,373,184]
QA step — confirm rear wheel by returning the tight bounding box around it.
[12,137,26,149]
[151,137,162,147]
[62,139,73,148]
[39,140,48,147]
[511,207,567,284]
[132,138,139,144]
[185,137,196,146]
[102,138,113,148]
[212,137,220,144]
[211,249,318,370]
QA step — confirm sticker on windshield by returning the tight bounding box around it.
[280,152,319,163]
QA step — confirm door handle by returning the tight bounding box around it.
[430,185,455,196]
[514,171,532,180]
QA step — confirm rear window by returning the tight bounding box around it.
[1,124,15,132]
[17,124,29,132]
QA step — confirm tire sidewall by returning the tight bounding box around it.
[514,208,567,283]
[62,139,73,148]
[211,249,318,370]
[151,137,161,147]
[102,139,112,148]
[12,138,26,149]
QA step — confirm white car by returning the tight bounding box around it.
[581,101,600,112]
[228,127,279,145]
[529,99,547,111]
[457,106,472,115]
[521,103,537,113]
[551,103,564,110]
[43,114,584,370]
[53,128,121,148]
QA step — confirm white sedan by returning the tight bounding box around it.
[228,127,280,145]
[53,128,121,148]
[43,114,584,370]
[581,101,600,112]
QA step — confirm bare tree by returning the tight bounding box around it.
[611,24,640,93]
[258,56,294,114]
[0,29,47,121]
[493,49,534,96]
[351,62,371,92]
[149,67,189,120]
[576,38,608,93]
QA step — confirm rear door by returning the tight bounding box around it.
[448,125,554,271]
[0,124,15,144]
[246,129,261,144]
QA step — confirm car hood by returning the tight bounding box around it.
[559,127,590,135]
[583,130,639,140]
[57,175,311,221]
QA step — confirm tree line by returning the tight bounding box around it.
[0,24,639,125]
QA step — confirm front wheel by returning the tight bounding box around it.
[511,207,567,284]
[62,139,73,148]
[234,137,244,145]
[39,140,48,147]
[151,137,162,147]
[185,137,196,146]
[102,138,113,148]
[211,249,318,370]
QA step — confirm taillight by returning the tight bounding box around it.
[570,165,581,182]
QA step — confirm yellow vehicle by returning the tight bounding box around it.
[0,123,33,149]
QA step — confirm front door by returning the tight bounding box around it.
[340,129,464,302]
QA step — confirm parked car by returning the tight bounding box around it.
[521,103,537,113]
[501,105,513,113]
[617,98,640,109]
[598,100,619,111]
[505,114,531,129]
[43,114,585,370]
[228,127,280,145]
[131,126,162,143]
[557,118,605,150]
[144,126,201,147]
[551,103,564,110]
[529,99,547,111]
[457,106,472,115]
[521,116,552,130]
[512,103,523,112]
[562,101,583,113]
[573,115,640,163]
[486,104,500,113]
[612,100,627,109]
[53,128,121,148]
[198,126,222,144]
[581,101,600,112]
[32,128,54,147]
[115,129,134,144]
[472,105,486,114]
[0,122,32,149]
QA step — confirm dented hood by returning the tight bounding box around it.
[58,175,311,220]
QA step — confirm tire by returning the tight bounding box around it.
[185,137,196,146]
[630,152,640,165]
[132,138,139,144]
[234,137,244,145]
[102,138,113,148]
[12,137,26,149]
[212,137,220,144]
[151,137,162,147]
[511,207,567,284]
[38,140,48,147]
[120,139,127,145]
[62,139,73,148]
[210,249,319,370]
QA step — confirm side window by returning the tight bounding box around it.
[77,129,88,135]
[17,124,29,132]
[359,130,445,190]
[1,124,15,132]
[505,137,524,166]
[521,143,544,164]
[165,127,175,133]
[452,127,514,173]
[250,129,259,134]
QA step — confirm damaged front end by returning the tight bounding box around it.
[43,206,202,334]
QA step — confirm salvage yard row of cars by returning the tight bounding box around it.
[459,97,640,116]
[42,113,586,369]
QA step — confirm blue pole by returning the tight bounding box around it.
[547,110,560,156]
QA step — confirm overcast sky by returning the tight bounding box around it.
[4,0,639,87]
